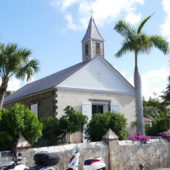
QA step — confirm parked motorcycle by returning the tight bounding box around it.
[65,147,80,170]
[0,152,59,170]
[83,157,106,170]
[0,153,28,170]
[65,147,106,170]
[1,147,106,170]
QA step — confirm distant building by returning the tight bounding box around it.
[144,117,152,126]
[4,17,136,142]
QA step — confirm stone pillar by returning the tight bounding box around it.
[13,134,31,151]
[102,129,120,170]
[12,135,31,165]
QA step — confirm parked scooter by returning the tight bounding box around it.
[65,147,106,170]
[65,147,80,170]
[0,153,28,170]
[0,152,59,170]
[83,157,106,170]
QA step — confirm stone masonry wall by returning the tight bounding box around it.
[4,90,56,118]
[109,139,170,170]
[0,139,170,170]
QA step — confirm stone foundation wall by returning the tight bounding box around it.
[0,139,170,170]
[4,90,56,118]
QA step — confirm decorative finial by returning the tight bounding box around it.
[89,8,94,17]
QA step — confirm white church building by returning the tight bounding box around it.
[4,17,136,142]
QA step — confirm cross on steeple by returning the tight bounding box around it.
[89,8,94,17]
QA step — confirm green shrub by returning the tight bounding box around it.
[41,106,87,145]
[144,97,170,120]
[41,117,60,145]
[86,112,127,141]
[146,114,170,135]
[0,104,42,150]
[144,96,170,136]
[0,131,13,151]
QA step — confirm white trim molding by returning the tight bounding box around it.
[56,86,134,96]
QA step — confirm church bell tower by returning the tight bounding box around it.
[82,17,104,62]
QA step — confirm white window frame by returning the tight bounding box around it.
[31,103,38,115]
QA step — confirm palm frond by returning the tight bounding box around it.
[17,48,32,62]
[0,43,37,80]
[26,59,39,73]
[137,14,153,33]
[135,33,152,52]
[16,59,39,81]
[0,43,4,66]
[150,35,169,54]
[115,41,133,57]
[114,20,136,39]
[6,45,17,56]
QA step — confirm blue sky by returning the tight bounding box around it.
[0,0,169,99]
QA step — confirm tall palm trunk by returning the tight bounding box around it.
[0,77,8,109]
[134,66,145,135]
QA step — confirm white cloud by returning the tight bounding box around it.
[51,0,80,11]
[125,12,142,25]
[65,14,81,30]
[50,0,144,30]
[128,68,169,100]
[161,0,170,42]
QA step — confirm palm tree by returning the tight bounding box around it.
[0,43,39,108]
[114,15,169,135]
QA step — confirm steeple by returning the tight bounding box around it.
[82,17,104,62]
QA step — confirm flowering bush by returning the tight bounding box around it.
[128,133,151,142]
[158,131,170,137]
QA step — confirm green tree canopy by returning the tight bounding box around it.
[41,106,87,145]
[144,97,169,119]
[0,43,39,108]
[0,104,42,150]
[86,112,127,141]
[144,96,170,135]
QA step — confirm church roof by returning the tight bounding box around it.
[5,57,134,104]
[82,17,104,42]
[4,61,89,103]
